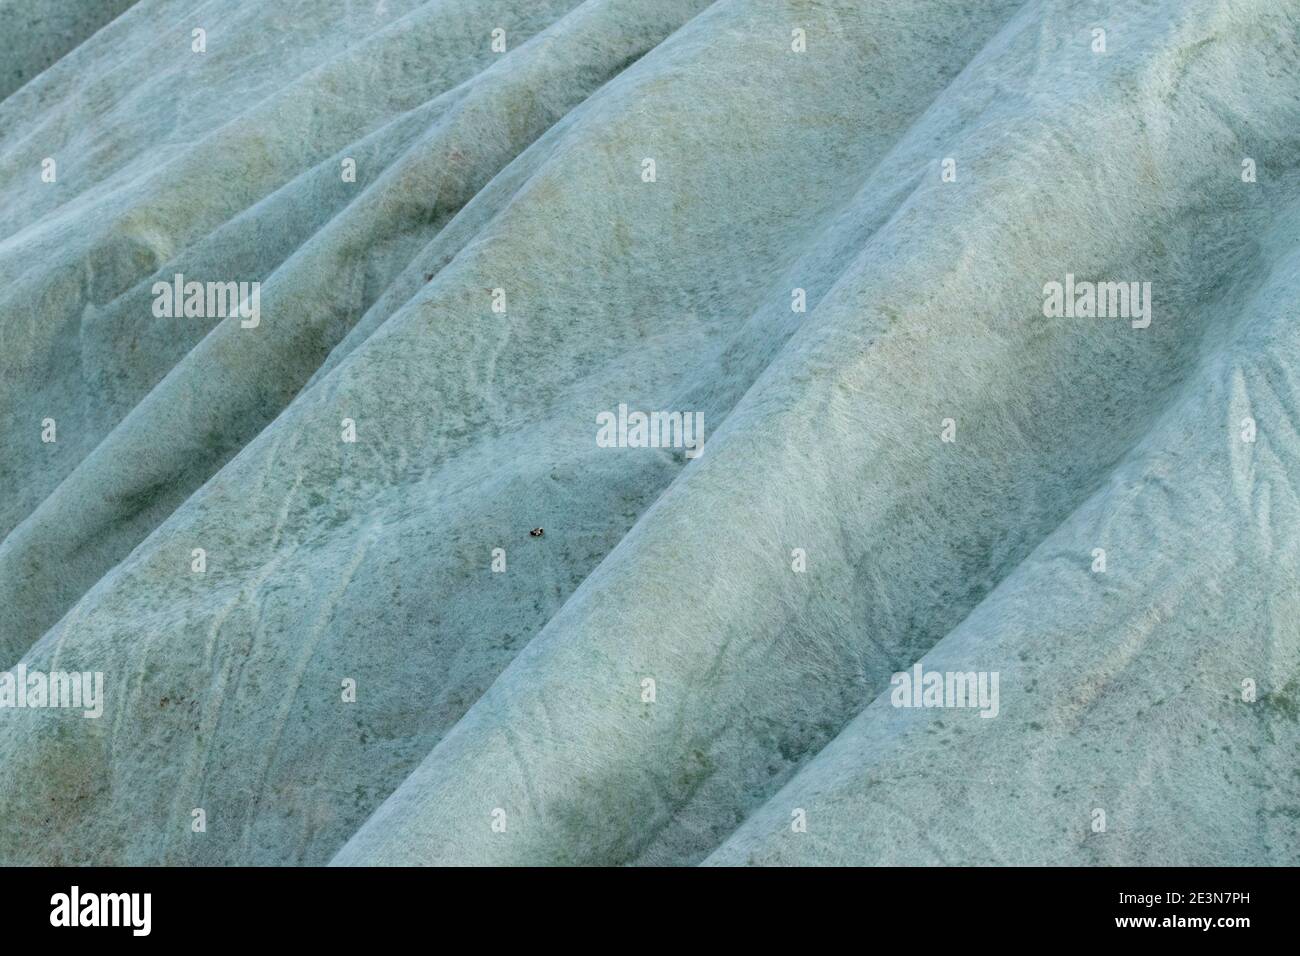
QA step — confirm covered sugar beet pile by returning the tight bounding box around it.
[0,0,1297,865]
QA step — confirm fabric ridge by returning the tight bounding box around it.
[0,0,1297,866]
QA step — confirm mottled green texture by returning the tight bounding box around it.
[1,0,1298,866]
[0,0,138,100]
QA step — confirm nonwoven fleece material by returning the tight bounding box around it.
[0,0,1298,865]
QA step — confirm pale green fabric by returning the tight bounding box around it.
[1,0,1297,865]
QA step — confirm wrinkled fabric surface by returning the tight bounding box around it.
[1,0,1298,866]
